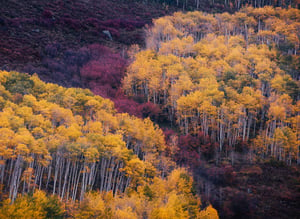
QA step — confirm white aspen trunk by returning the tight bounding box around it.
[53,155,60,195]
[46,163,52,190]
[72,164,82,202]
[39,166,44,190]
[100,158,107,191]
[61,159,71,200]
[58,158,65,197]
[9,155,20,201]
[33,164,41,192]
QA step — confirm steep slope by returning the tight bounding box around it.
[0,70,219,218]
[0,0,172,86]
[1,1,300,218]
[125,7,300,218]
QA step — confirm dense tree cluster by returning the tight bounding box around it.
[137,0,299,10]
[145,6,300,55]
[0,74,136,194]
[74,168,219,218]
[123,7,300,164]
[0,70,218,217]
[0,169,218,218]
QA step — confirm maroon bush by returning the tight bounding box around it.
[206,165,237,186]
[138,102,162,121]
[114,97,143,117]
[179,134,201,150]
[80,50,125,83]
[79,45,126,98]
[176,134,202,166]
[87,44,111,60]
[80,57,124,84]
[197,131,217,159]
[88,83,113,98]
[174,132,218,168]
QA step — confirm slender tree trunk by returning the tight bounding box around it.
[61,159,70,200]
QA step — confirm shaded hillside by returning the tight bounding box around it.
[0,0,175,88]
[2,0,298,98]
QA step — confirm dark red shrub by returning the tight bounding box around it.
[138,102,162,121]
[80,57,124,84]
[176,134,202,166]
[206,165,236,186]
[80,52,125,85]
[87,44,111,60]
[114,98,143,117]
[79,45,126,98]
[88,83,113,98]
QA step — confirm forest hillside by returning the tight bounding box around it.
[0,0,299,218]
[0,70,219,218]
[123,6,300,218]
